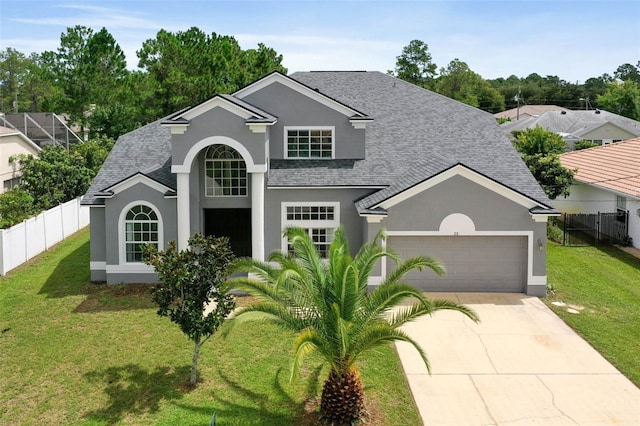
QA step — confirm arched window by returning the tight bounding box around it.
[204,145,247,197]
[124,204,159,262]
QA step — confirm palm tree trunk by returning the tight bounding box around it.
[190,338,202,387]
[320,367,365,425]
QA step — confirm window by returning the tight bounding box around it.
[616,196,627,223]
[285,127,334,159]
[282,202,340,258]
[124,204,159,262]
[3,177,20,192]
[205,145,247,197]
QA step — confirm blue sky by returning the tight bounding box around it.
[1,0,638,83]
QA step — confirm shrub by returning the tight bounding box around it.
[574,140,599,150]
[547,217,564,243]
[0,187,39,228]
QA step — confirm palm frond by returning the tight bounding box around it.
[291,328,335,381]
[349,325,432,373]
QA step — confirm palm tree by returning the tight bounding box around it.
[226,226,479,424]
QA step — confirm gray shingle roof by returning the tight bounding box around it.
[501,109,640,138]
[83,119,173,205]
[83,71,552,210]
[280,71,551,208]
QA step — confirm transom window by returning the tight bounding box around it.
[124,205,159,262]
[282,202,339,258]
[205,145,247,197]
[286,205,335,221]
[285,127,334,159]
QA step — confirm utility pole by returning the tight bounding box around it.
[515,86,521,120]
[13,92,18,113]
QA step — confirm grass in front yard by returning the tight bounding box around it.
[546,242,640,387]
[0,228,422,425]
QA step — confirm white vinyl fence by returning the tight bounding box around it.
[0,197,90,275]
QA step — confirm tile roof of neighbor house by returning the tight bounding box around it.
[500,109,640,139]
[494,105,569,120]
[83,71,552,209]
[559,137,640,199]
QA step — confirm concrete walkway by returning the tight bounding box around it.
[395,293,640,426]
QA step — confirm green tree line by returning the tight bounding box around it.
[389,40,640,119]
[1,26,287,140]
[2,32,638,140]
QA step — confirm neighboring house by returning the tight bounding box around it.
[501,109,640,149]
[83,71,557,296]
[0,126,41,193]
[494,105,568,121]
[556,137,640,248]
[0,112,83,148]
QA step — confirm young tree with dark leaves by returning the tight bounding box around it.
[143,234,236,387]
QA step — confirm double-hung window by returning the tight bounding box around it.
[285,126,334,159]
[281,202,340,258]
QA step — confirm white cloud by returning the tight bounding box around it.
[235,33,402,72]
[12,4,164,30]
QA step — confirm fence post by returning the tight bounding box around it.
[24,219,28,261]
[0,229,4,275]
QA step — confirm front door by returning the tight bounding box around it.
[204,209,252,257]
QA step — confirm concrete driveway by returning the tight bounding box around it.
[395,293,640,426]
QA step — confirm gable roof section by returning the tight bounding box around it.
[161,94,277,127]
[501,110,640,138]
[494,105,569,120]
[355,163,554,215]
[559,137,640,199]
[98,172,175,198]
[233,71,371,120]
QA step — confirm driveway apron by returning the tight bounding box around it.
[395,293,640,426]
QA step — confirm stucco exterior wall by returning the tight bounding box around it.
[263,187,375,256]
[380,175,547,278]
[89,206,106,281]
[103,182,177,282]
[0,133,40,193]
[241,82,366,160]
[171,107,267,169]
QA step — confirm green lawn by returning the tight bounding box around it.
[0,228,422,425]
[546,242,640,387]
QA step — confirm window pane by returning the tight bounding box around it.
[204,147,247,197]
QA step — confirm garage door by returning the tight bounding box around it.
[388,236,527,292]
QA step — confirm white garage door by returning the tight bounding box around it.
[388,236,527,292]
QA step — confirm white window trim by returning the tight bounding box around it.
[280,201,340,255]
[204,146,248,198]
[284,126,335,159]
[118,200,164,266]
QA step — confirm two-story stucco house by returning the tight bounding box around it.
[82,71,557,296]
